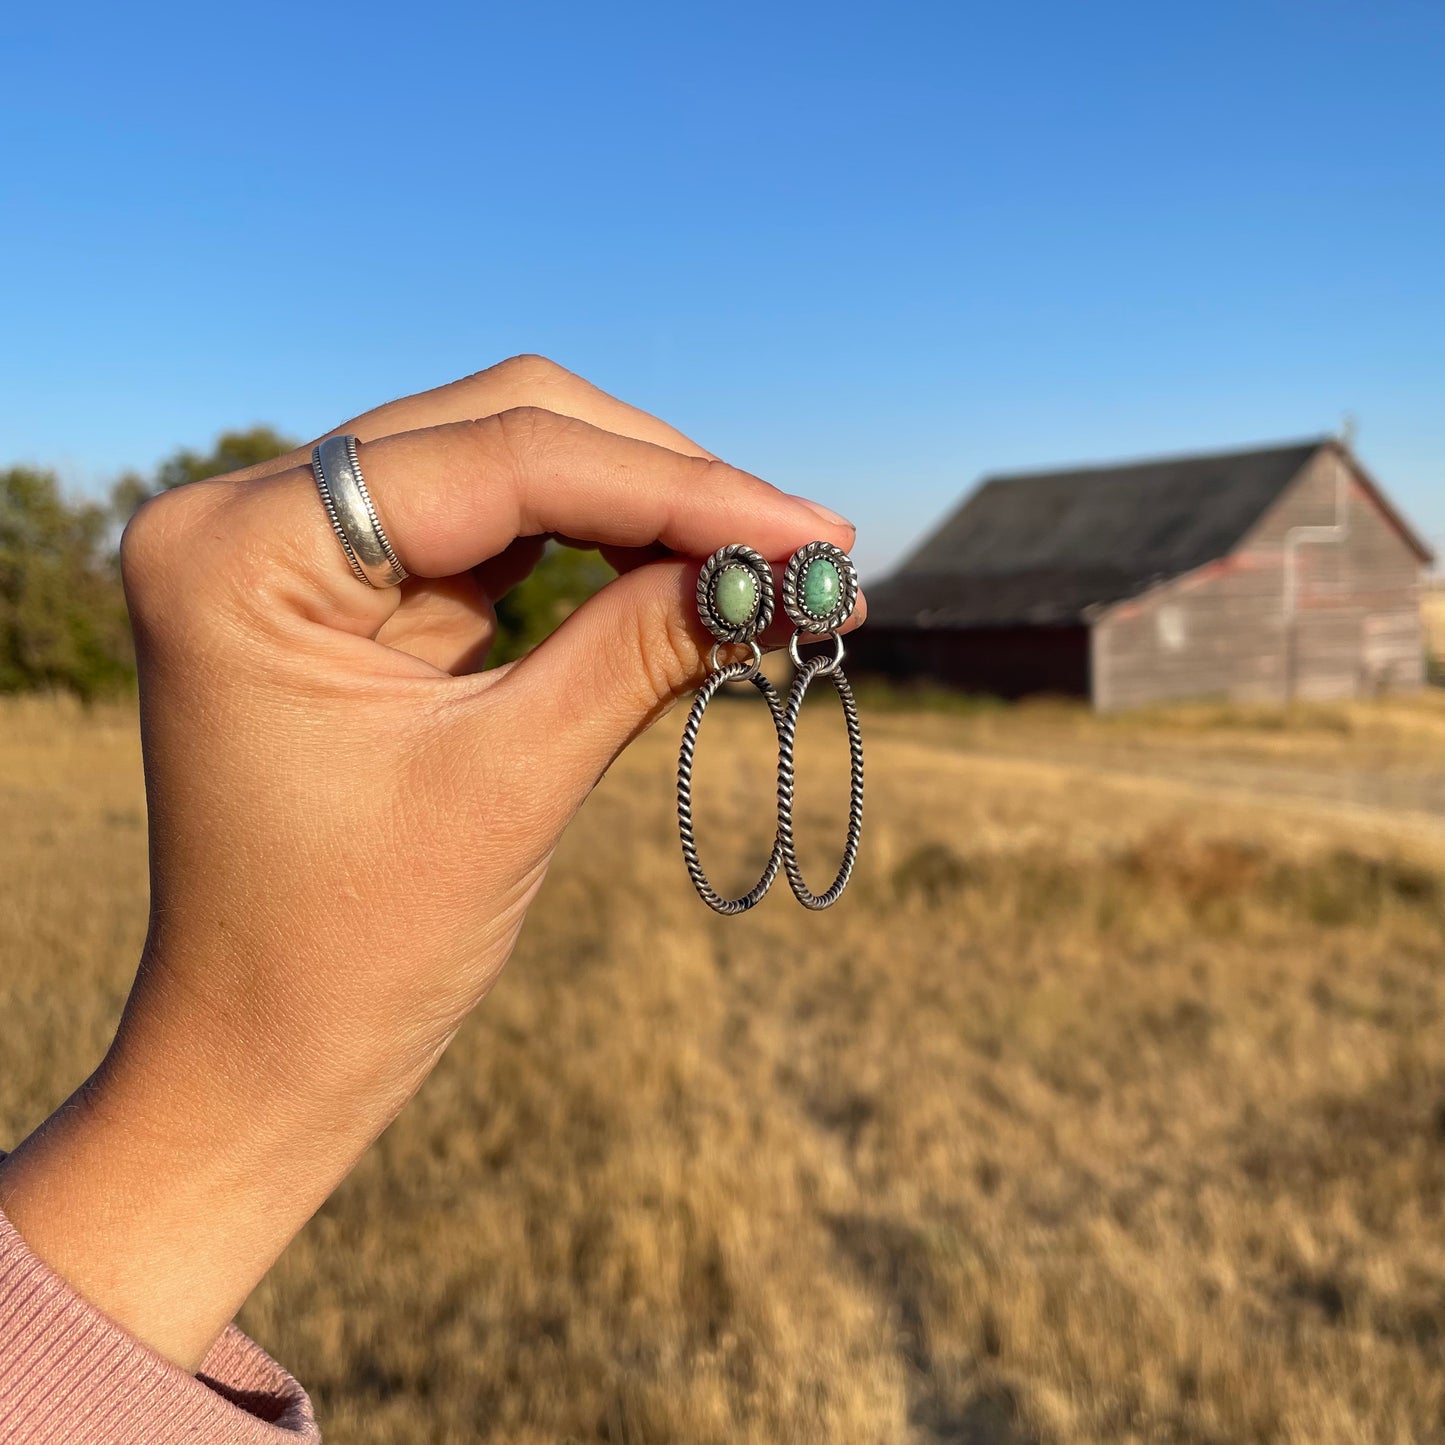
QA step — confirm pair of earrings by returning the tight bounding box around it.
[677,541,863,914]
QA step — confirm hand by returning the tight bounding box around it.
[0,357,859,1369]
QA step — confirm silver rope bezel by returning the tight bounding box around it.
[695,544,775,643]
[782,540,858,634]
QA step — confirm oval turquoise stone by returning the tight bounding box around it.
[713,565,759,626]
[802,557,841,618]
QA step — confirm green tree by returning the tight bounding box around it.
[0,426,612,696]
[0,467,134,700]
[110,425,298,525]
[0,429,299,700]
[491,544,614,664]
[153,425,298,491]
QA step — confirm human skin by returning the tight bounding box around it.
[0,356,861,1371]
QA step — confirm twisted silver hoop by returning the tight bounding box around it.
[677,661,786,915]
[777,650,865,910]
[311,434,408,588]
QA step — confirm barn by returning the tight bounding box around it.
[853,439,1435,710]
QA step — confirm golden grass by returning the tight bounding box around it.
[3,691,1444,1444]
[1425,590,1445,673]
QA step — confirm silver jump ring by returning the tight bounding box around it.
[677,661,786,915]
[776,654,864,910]
[708,638,764,679]
[311,434,408,589]
[787,630,844,676]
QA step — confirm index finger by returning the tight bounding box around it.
[221,355,718,487]
[240,407,852,623]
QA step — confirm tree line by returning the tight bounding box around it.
[0,429,609,699]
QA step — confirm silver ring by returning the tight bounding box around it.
[311,435,408,588]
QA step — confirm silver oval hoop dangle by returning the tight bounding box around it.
[777,650,864,909]
[678,545,784,915]
[777,542,864,910]
[678,663,785,914]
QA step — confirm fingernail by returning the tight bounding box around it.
[787,493,853,529]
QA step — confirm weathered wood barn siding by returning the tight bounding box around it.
[1253,449,1427,697]
[1092,448,1427,710]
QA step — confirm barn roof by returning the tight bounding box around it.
[868,438,1381,629]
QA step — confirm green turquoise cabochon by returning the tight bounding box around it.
[782,541,857,632]
[802,557,841,618]
[712,565,759,626]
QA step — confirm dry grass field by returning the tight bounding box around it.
[1426,589,1445,678]
[3,688,1445,1445]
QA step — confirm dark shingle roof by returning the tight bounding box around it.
[868,439,1328,628]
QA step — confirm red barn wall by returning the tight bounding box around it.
[847,625,1091,699]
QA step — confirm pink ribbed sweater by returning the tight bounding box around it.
[0,1204,319,1443]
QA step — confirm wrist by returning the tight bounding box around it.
[0,959,404,1371]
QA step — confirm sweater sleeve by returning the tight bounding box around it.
[0,1202,319,1443]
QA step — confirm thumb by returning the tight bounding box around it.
[503,559,726,791]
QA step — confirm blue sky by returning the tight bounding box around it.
[2,0,1441,574]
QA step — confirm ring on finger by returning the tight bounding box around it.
[311,434,408,588]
